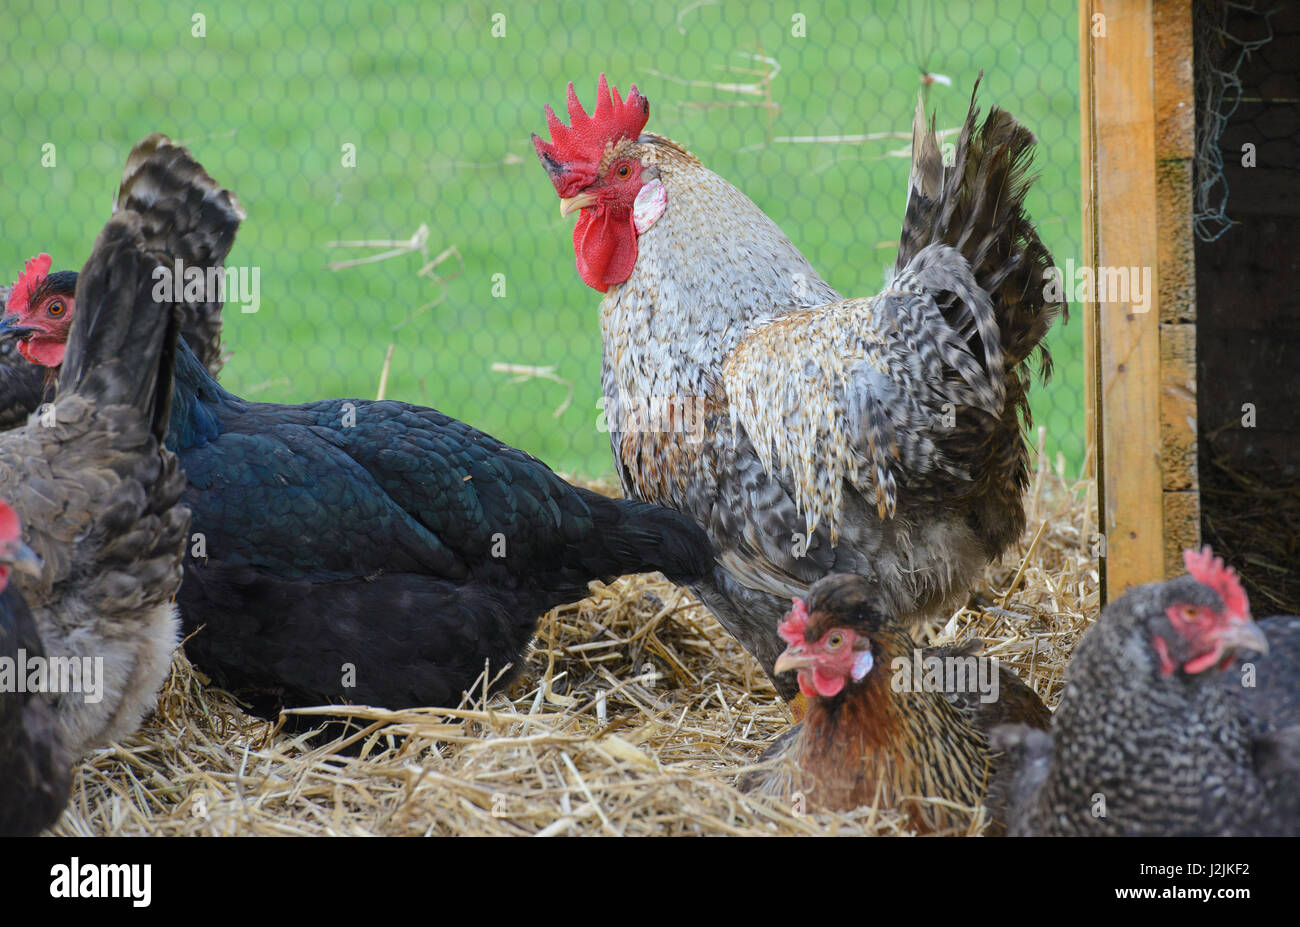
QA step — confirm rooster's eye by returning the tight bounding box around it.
[616,164,631,179]
[48,300,64,316]
[826,632,845,650]
[1180,606,1201,622]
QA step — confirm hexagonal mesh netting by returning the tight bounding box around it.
[1,0,1084,479]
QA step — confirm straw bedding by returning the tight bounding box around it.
[51,435,1098,837]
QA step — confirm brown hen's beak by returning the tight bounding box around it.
[559,192,596,217]
[0,537,42,578]
[774,649,814,676]
[1220,619,1269,656]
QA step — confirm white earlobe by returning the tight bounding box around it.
[633,179,667,234]
[851,649,874,681]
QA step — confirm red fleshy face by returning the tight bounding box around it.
[1157,603,1227,675]
[777,601,869,698]
[1155,548,1261,676]
[6,253,73,368]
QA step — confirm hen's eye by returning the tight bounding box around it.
[616,164,631,179]
[1181,606,1201,622]
[826,632,845,649]
[48,300,64,316]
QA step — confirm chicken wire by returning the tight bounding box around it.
[1194,0,1279,242]
[0,0,1084,479]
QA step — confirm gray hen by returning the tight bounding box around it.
[994,548,1299,837]
[0,134,223,758]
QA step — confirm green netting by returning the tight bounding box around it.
[1,0,1084,478]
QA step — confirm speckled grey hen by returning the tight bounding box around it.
[534,75,1065,698]
[0,134,207,757]
[994,548,1300,837]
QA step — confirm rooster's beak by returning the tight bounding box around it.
[0,537,43,578]
[559,192,597,217]
[774,649,815,676]
[1219,619,1269,656]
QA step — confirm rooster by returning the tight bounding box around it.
[5,147,713,724]
[0,136,194,759]
[993,548,1300,837]
[743,573,1049,833]
[533,76,1065,700]
[0,500,73,836]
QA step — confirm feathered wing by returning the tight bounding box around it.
[715,84,1065,605]
[986,722,1055,835]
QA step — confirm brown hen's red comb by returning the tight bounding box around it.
[532,74,649,197]
[1184,546,1251,621]
[6,253,52,313]
[779,597,811,646]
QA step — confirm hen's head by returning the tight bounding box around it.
[532,74,666,292]
[774,574,902,700]
[3,254,77,369]
[1123,546,1267,678]
[0,501,41,590]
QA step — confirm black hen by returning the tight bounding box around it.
[171,335,712,717]
[0,502,73,836]
[0,315,46,430]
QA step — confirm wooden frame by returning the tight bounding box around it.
[1079,0,1199,602]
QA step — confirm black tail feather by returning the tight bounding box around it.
[897,76,1066,378]
[59,134,242,440]
[113,134,244,376]
[577,490,713,587]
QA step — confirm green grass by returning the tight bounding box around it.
[1,0,1084,479]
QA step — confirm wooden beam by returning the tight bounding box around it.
[1090,0,1165,596]
[1154,0,1200,572]
[1079,0,1103,593]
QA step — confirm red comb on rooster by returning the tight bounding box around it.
[532,73,649,197]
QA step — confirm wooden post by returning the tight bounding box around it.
[1153,0,1200,575]
[1081,0,1199,601]
[1079,0,1102,590]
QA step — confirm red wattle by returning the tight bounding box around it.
[18,336,65,369]
[574,206,638,292]
[1183,644,1225,675]
[812,668,845,698]
[797,673,818,699]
